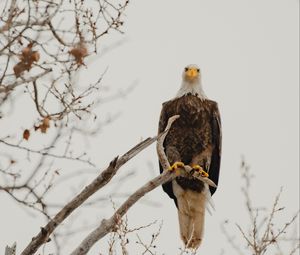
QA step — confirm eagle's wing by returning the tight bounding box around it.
[209,102,222,195]
[158,102,168,167]
[158,102,178,203]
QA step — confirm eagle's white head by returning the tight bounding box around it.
[176,64,207,100]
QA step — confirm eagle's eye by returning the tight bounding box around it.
[196,68,200,72]
[184,67,189,72]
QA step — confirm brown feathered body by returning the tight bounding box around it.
[158,93,221,249]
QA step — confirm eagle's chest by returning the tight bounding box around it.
[172,100,210,127]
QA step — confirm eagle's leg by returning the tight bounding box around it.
[166,146,184,175]
[190,147,212,178]
[191,164,209,178]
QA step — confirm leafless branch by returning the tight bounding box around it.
[222,159,300,255]
[1,5,132,252]
[70,115,180,255]
[20,134,159,255]
[135,221,163,255]
[4,242,16,255]
[0,0,129,121]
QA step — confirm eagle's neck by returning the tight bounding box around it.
[176,79,208,100]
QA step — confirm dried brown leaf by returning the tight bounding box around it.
[69,43,88,66]
[34,117,51,133]
[13,43,40,77]
[23,129,30,140]
[13,62,27,77]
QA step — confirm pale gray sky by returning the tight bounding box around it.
[1,0,299,254]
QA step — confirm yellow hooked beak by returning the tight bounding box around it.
[185,68,199,79]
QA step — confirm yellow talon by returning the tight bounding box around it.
[168,161,185,173]
[191,164,202,171]
[200,169,209,178]
[191,164,209,178]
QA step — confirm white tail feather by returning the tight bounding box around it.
[173,180,207,249]
[205,185,215,215]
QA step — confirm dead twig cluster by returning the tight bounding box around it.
[221,159,299,255]
[1,1,131,253]
[0,0,130,202]
[107,200,161,255]
[135,221,163,255]
[0,0,129,121]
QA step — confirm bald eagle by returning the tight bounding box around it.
[158,64,222,249]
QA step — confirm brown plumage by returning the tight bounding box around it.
[158,88,222,249]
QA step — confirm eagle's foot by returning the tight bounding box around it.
[168,161,185,175]
[191,164,209,178]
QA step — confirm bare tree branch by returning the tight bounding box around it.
[0,69,52,93]
[20,135,158,255]
[4,242,16,255]
[70,115,180,255]
[222,159,300,255]
[0,0,16,33]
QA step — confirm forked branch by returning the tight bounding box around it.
[70,115,180,255]
[20,136,158,255]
